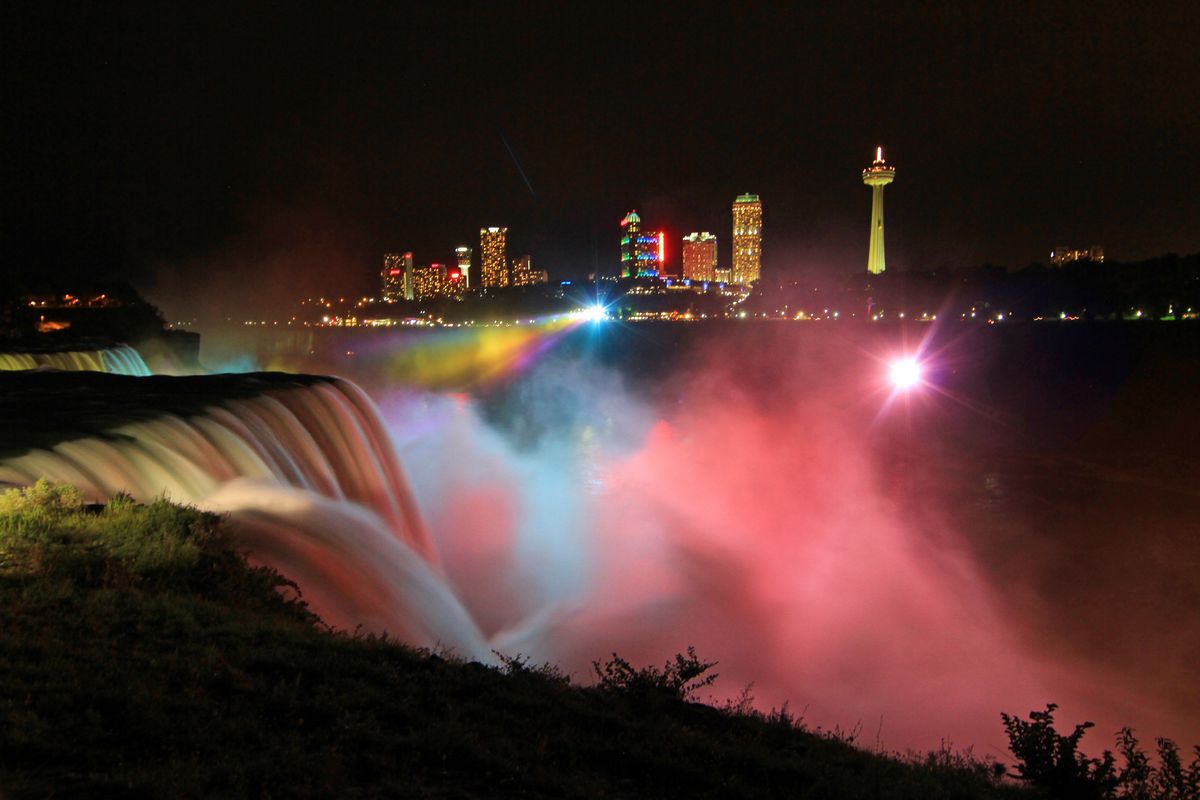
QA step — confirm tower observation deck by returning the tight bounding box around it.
[862,146,895,275]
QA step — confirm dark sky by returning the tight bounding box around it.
[3,2,1198,318]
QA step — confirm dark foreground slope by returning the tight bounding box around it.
[0,485,1025,799]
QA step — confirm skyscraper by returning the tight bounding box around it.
[619,210,661,277]
[862,147,895,275]
[480,227,508,289]
[382,252,414,301]
[412,263,443,301]
[731,194,762,285]
[402,251,415,300]
[455,246,472,288]
[381,253,405,301]
[681,232,718,282]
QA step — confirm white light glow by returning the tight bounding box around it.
[889,357,922,390]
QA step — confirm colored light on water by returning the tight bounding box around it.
[374,313,589,389]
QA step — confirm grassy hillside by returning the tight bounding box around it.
[0,482,1027,799]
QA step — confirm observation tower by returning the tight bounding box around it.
[862,146,896,275]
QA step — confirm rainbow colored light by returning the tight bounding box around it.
[380,311,597,389]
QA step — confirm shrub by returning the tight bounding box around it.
[1002,704,1200,800]
[494,651,570,686]
[0,478,84,514]
[592,646,718,703]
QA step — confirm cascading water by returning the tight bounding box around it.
[1,353,1194,751]
[0,375,494,662]
[0,345,151,376]
[101,344,153,376]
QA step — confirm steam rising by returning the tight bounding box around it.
[391,362,1052,750]
[4,324,1196,753]
[381,328,1199,751]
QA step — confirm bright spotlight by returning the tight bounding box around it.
[583,304,608,322]
[889,357,922,390]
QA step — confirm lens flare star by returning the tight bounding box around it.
[889,357,923,390]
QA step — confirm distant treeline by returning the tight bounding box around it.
[0,278,167,342]
[751,253,1200,320]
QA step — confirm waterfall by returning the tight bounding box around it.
[0,345,151,376]
[0,376,494,662]
[101,344,153,376]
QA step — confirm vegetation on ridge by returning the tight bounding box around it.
[0,481,1191,798]
[1001,704,1199,800]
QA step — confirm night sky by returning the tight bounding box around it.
[4,2,1198,318]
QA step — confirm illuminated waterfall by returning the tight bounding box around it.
[0,345,151,376]
[0,377,494,661]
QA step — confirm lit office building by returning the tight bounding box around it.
[510,253,548,286]
[731,194,762,285]
[510,253,532,286]
[619,210,661,277]
[381,253,405,301]
[455,246,472,288]
[480,227,509,289]
[1050,245,1104,266]
[441,265,466,298]
[412,263,444,301]
[681,232,718,282]
[402,251,415,300]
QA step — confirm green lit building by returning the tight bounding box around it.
[620,210,661,278]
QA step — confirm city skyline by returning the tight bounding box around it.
[4,4,1198,323]
[382,189,764,297]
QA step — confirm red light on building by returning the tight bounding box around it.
[388,269,401,276]
[658,231,665,264]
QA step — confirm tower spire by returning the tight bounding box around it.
[862,147,896,275]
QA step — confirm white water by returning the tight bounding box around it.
[0,345,151,376]
[0,378,495,661]
[1,364,1193,750]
